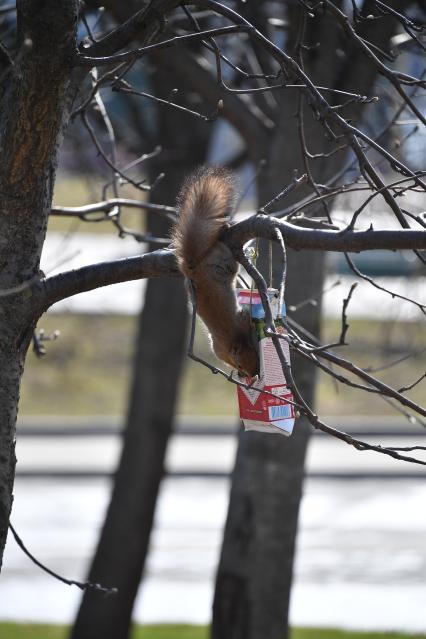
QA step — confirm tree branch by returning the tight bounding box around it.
[37,212,426,311]
[80,0,180,59]
[9,523,117,595]
[37,249,180,313]
[51,199,176,220]
[76,24,255,66]
[225,214,426,252]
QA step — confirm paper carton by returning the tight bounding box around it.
[236,289,296,436]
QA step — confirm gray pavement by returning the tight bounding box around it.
[4,417,424,630]
[1,475,426,632]
[15,415,426,478]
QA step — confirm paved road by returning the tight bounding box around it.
[15,415,426,478]
[2,417,426,631]
[2,475,426,632]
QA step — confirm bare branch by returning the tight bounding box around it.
[299,342,426,418]
[81,111,158,193]
[79,0,179,59]
[9,523,117,595]
[225,214,426,252]
[234,241,426,467]
[343,253,426,317]
[38,249,180,313]
[51,199,177,221]
[76,24,256,67]
[258,173,308,215]
[113,82,222,122]
[309,283,358,352]
[398,372,426,394]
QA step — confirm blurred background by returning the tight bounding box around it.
[2,176,425,634]
[0,1,425,637]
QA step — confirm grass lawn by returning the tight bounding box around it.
[50,175,148,235]
[19,313,426,417]
[1,625,425,639]
[0,624,206,639]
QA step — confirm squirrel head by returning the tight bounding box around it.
[212,330,258,378]
[229,333,259,378]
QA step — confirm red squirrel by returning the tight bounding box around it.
[172,166,259,377]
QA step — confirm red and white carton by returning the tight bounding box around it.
[236,289,296,436]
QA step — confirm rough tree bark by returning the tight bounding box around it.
[212,132,325,639]
[0,0,79,570]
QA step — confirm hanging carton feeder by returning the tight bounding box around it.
[236,288,296,436]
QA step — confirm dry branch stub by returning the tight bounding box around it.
[236,289,296,436]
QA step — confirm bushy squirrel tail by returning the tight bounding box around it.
[172,166,236,275]
[172,166,259,377]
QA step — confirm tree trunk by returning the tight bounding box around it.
[0,348,25,569]
[70,271,188,639]
[71,57,212,638]
[0,0,78,569]
[212,250,323,639]
[212,2,404,635]
[211,84,335,636]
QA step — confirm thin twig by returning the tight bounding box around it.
[398,372,426,394]
[9,523,118,594]
[343,253,426,317]
[258,173,308,215]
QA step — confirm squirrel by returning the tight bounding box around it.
[172,166,259,377]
